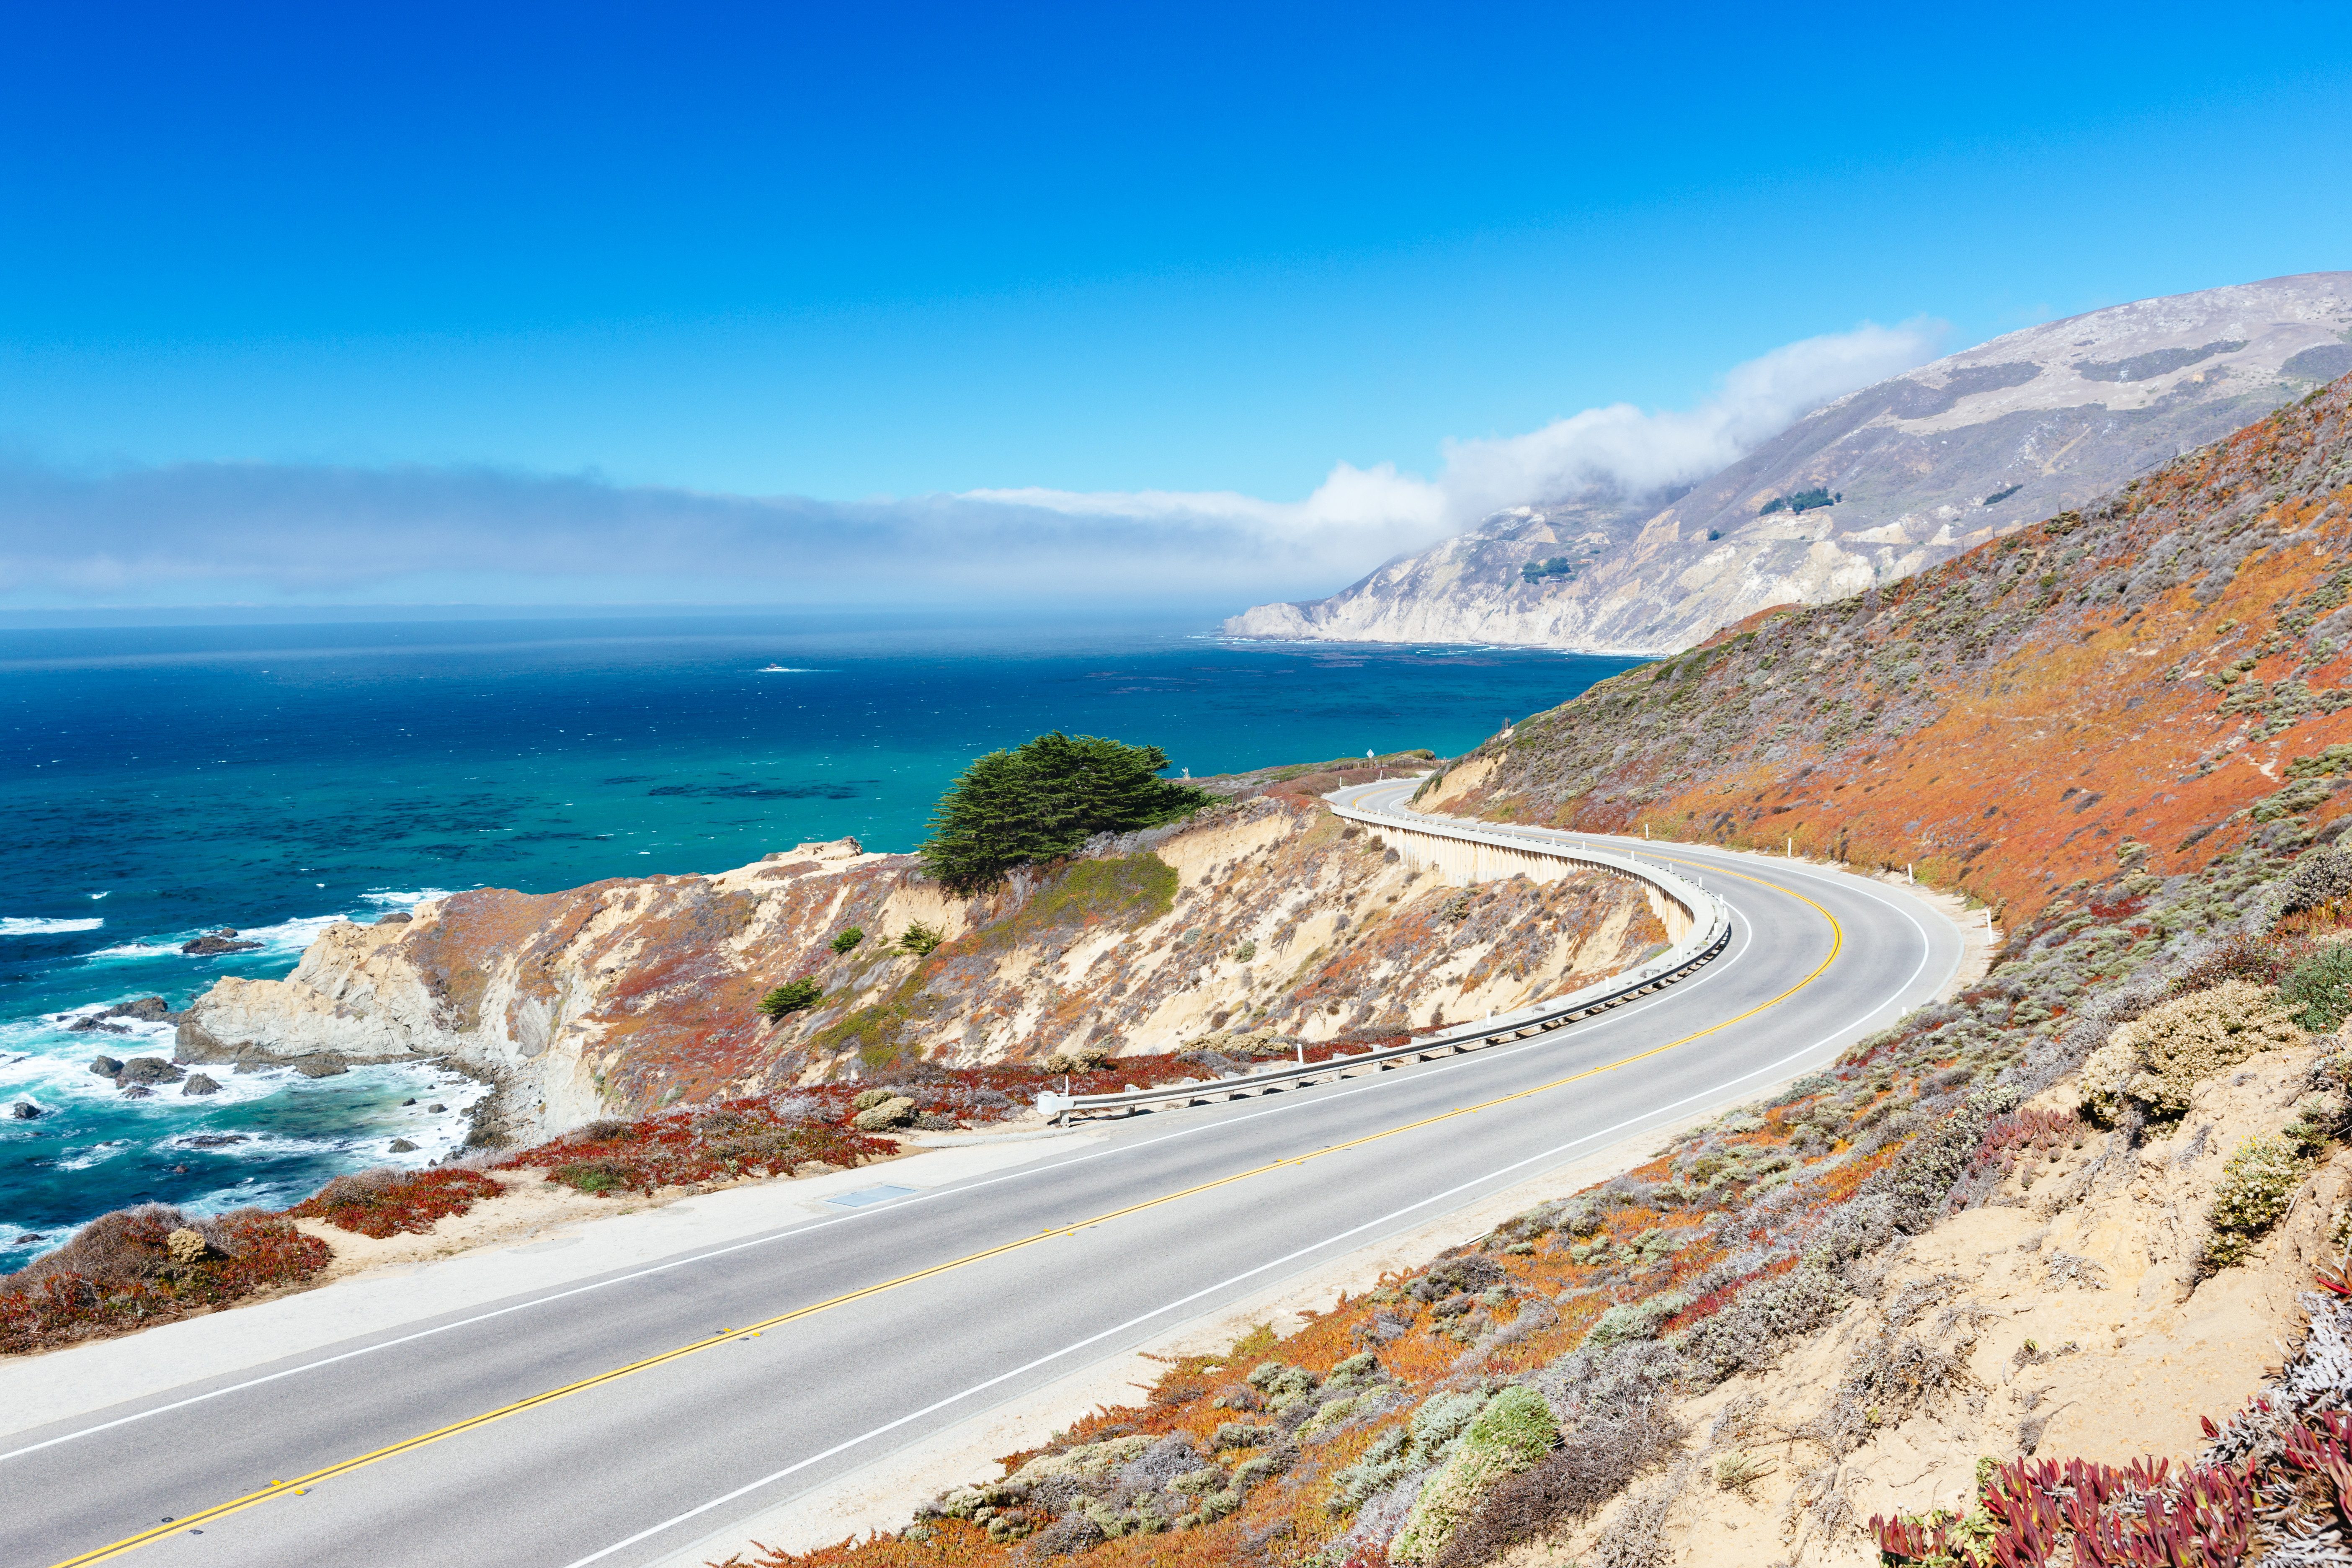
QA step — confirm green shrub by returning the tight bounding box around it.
[2282,946,2352,1033]
[2205,1134,2311,1267]
[757,977,824,1019]
[830,927,865,953]
[1391,1386,1559,1563]
[918,731,1210,892]
[895,922,946,957]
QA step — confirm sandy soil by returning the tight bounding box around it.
[1519,1037,2345,1566]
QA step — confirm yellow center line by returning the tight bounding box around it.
[55,867,1838,1568]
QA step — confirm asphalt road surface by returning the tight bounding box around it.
[8,783,1962,1568]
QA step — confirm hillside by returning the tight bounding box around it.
[176,767,1666,1146]
[1225,272,2352,656]
[1427,369,2352,934]
[709,382,2352,1568]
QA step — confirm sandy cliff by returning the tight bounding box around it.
[177,793,1668,1148]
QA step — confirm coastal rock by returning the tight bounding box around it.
[116,1057,186,1086]
[119,1085,154,1099]
[9,1101,40,1119]
[375,912,412,926]
[292,1056,350,1078]
[88,1055,124,1077]
[180,1074,220,1096]
[387,1137,418,1152]
[181,932,264,957]
[852,1096,917,1131]
[164,1228,210,1265]
[68,1016,132,1034]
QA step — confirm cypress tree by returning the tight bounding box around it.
[919,731,1209,892]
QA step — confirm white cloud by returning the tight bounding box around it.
[965,319,1945,546]
[0,321,1944,607]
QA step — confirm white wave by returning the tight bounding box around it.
[360,888,456,908]
[82,941,179,962]
[226,912,347,954]
[757,665,826,673]
[1,917,104,936]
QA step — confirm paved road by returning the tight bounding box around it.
[6,786,1962,1568]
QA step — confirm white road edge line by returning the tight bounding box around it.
[563,904,1945,1568]
[0,909,1771,1467]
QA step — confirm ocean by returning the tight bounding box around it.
[0,609,1640,1268]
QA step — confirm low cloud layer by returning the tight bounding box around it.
[0,321,1940,607]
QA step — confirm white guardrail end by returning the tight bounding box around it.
[1027,792,1735,1123]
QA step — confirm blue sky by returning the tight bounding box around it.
[2,1,2349,606]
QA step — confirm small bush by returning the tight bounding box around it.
[2282,847,2352,914]
[2206,1135,2311,1268]
[1431,1400,1684,1568]
[508,1097,897,1195]
[1392,1387,1559,1563]
[2080,980,2305,1122]
[287,1167,505,1237]
[830,927,865,953]
[896,922,946,957]
[2282,945,2352,1034]
[758,977,824,1019]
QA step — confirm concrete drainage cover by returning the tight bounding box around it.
[825,1184,918,1208]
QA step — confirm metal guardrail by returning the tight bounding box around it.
[1034,796,1734,1122]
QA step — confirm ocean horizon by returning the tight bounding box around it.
[0,608,1641,1269]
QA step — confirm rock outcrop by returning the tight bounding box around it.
[1227,273,2352,655]
[176,797,1666,1147]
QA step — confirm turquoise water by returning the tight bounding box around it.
[0,610,1640,1266]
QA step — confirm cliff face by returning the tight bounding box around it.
[178,796,1668,1145]
[1226,273,2352,656]
[1432,370,2352,933]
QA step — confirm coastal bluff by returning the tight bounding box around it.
[174,794,1669,1148]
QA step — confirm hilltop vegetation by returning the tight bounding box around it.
[920,731,1212,893]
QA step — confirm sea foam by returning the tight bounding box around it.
[0,917,104,936]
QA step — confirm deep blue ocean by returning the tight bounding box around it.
[0,609,1638,1268]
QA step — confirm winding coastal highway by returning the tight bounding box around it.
[1,784,1964,1568]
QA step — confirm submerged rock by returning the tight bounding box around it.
[9,1101,40,1119]
[388,1137,418,1153]
[180,1074,221,1096]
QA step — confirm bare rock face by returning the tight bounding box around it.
[1226,272,2352,655]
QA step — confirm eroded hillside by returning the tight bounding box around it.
[178,788,1668,1145]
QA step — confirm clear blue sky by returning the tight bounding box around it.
[1,1,2349,609]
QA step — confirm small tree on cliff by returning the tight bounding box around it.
[919,731,1211,893]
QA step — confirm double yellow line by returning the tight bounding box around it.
[54,866,1838,1566]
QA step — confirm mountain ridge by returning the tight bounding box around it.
[1227,272,2352,655]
